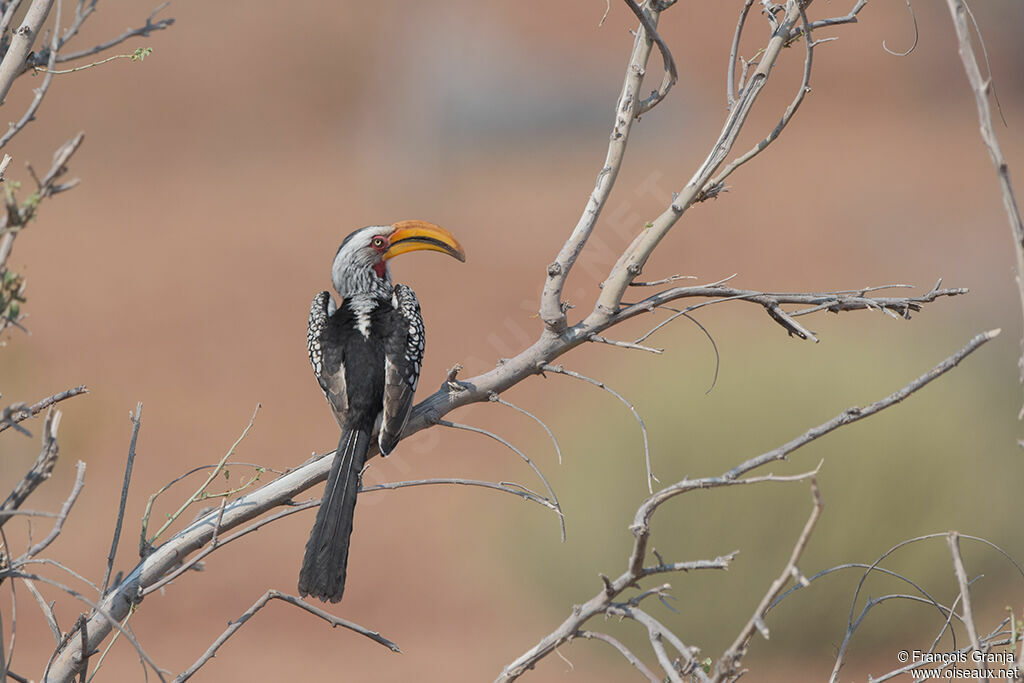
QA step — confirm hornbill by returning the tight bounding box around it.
[299,220,465,603]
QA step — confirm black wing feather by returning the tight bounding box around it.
[379,284,424,455]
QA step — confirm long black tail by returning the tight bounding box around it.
[298,424,371,603]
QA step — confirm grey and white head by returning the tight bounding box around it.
[330,221,467,299]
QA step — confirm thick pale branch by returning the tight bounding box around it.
[590,0,805,321]
[945,0,1024,412]
[538,0,670,331]
[0,0,59,149]
[702,3,813,198]
[0,0,55,105]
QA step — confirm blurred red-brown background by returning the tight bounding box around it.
[3,1,1024,681]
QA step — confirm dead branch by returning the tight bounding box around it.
[946,532,982,664]
[499,330,992,681]
[0,386,86,435]
[540,363,654,491]
[539,0,673,332]
[438,419,565,540]
[174,590,399,682]
[99,404,142,599]
[575,630,660,683]
[0,411,61,534]
[944,0,1024,418]
[712,480,823,680]
[0,0,55,105]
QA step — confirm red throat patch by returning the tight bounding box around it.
[372,261,387,279]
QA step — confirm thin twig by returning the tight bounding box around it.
[541,364,655,492]
[726,1,755,107]
[23,578,60,643]
[0,385,87,434]
[714,479,823,678]
[785,0,867,42]
[100,403,141,598]
[589,333,664,354]
[575,630,660,683]
[947,532,982,657]
[142,406,260,550]
[0,410,62,533]
[606,604,703,682]
[46,2,173,64]
[19,460,85,559]
[438,420,565,541]
[19,572,163,683]
[628,274,694,287]
[724,329,998,480]
[826,530,1024,680]
[883,0,919,57]
[174,590,399,682]
[489,393,564,465]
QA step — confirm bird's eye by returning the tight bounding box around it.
[371,237,386,249]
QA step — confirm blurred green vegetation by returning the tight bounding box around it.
[490,309,1023,673]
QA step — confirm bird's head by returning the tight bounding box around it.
[331,220,466,298]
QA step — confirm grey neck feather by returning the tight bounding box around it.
[331,230,393,300]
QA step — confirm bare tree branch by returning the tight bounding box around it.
[726,0,754,108]
[500,329,993,681]
[0,410,61,533]
[438,419,565,541]
[622,0,677,115]
[606,604,701,682]
[946,532,982,663]
[540,364,654,492]
[574,630,660,683]
[16,572,163,683]
[99,404,141,599]
[712,479,823,680]
[722,328,998,480]
[0,0,60,148]
[18,460,84,561]
[174,590,399,682]
[489,393,564,465]
[0,132,85,288]
[539,0,673,331]
[944,0,1024,419]
[0,386,86,435]
[46,3,173,64]
[0,0,55,105]
[590,0,808,319]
